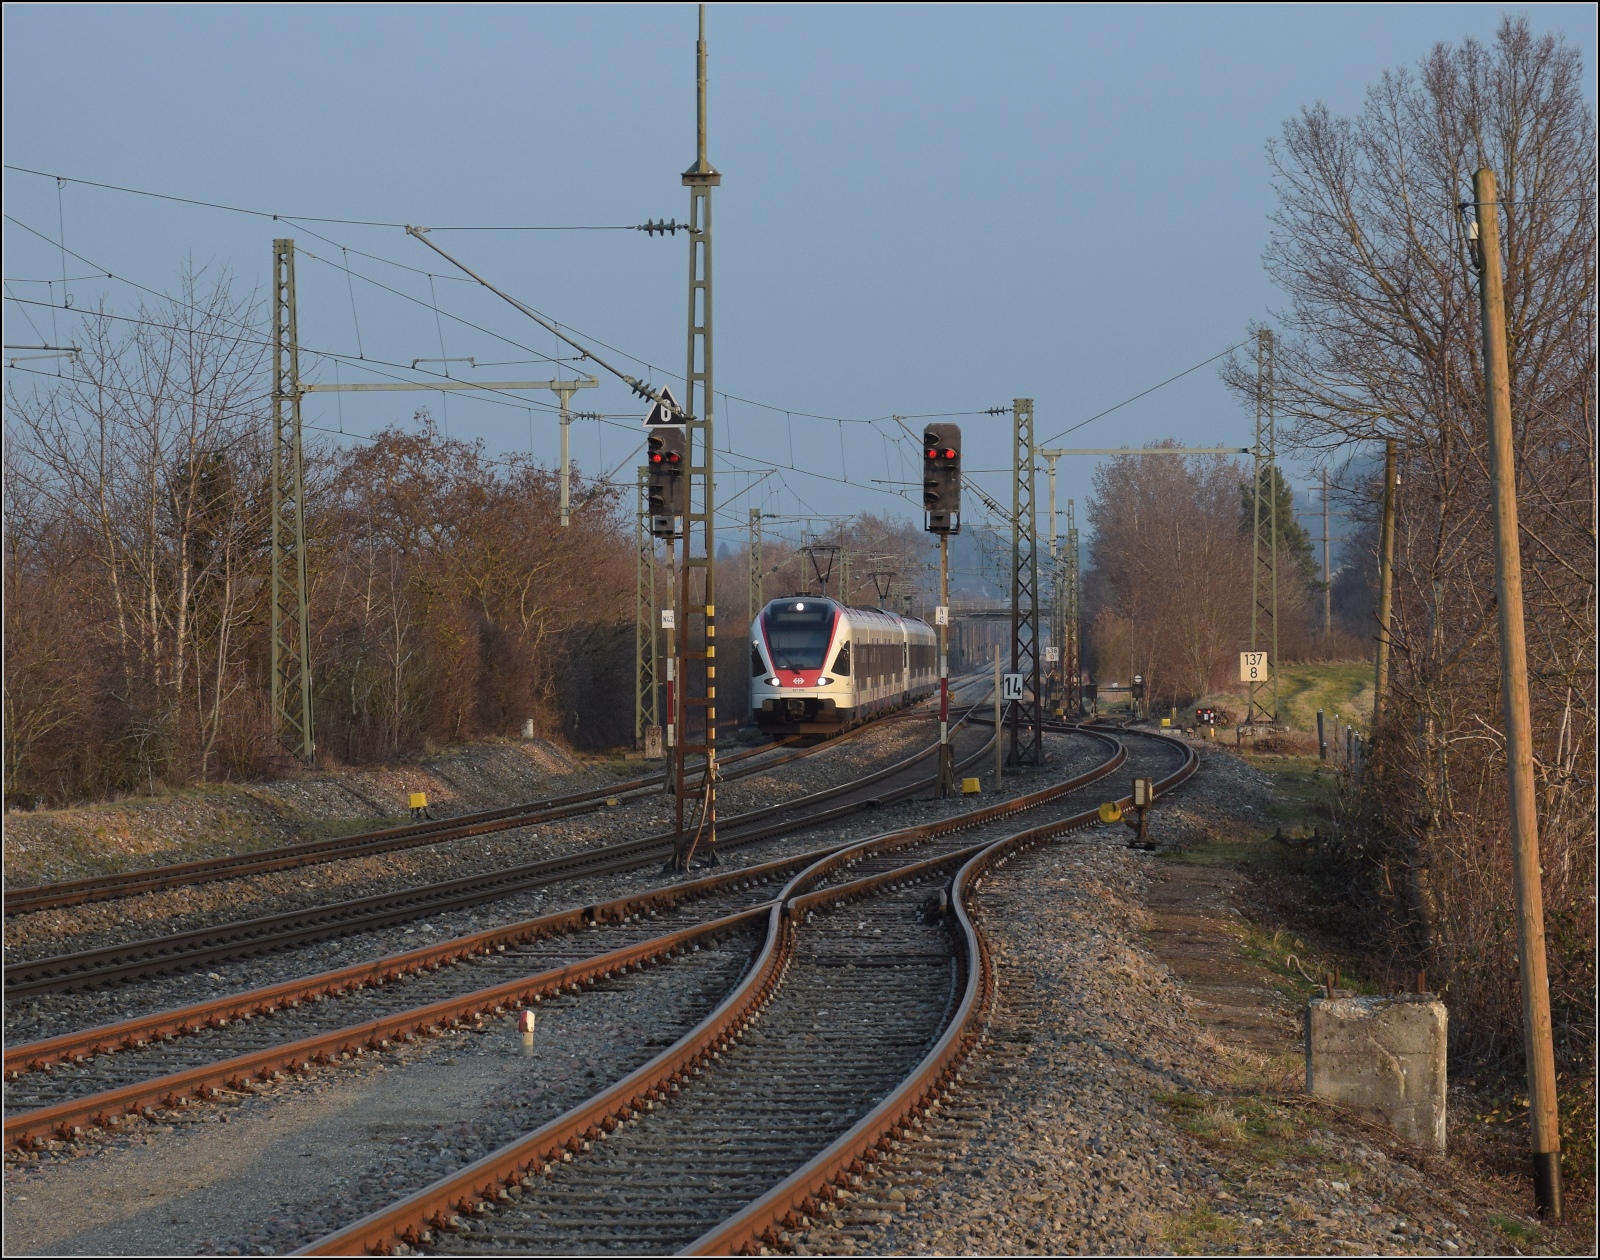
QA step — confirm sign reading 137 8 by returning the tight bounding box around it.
[1239,651,1269,682]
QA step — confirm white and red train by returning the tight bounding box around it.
[750,597,938,733]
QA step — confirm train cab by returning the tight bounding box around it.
[750,597,937,734]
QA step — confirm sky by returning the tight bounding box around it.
[4,3,1595,569]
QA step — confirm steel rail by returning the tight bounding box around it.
[6,720,1121,1090]
[6,676,989,917]
[4,724,1125,1149]
[685,728,1199,1255]
[3,735,810,916]
[4,905,771,1153]
[289,834,956,1255]
[2,845,835,1080]
[290,732,1190,1257]
[3,706,995,997]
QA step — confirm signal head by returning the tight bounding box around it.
[646,426,687,537]
[921,423,962,535]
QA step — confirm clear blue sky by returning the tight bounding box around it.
[4,4,1594,556]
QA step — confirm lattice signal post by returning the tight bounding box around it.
[1248,329,1281,726]
[1010,399,1043,766]
[747,508,763,630]
[271,240,314,763]
[670,4,722,869]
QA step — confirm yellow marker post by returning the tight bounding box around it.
[960,777,981,795]
[408,792,430,821]
[1097,801,1123,824]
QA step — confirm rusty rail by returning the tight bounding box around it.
[4,903,771,1154]
[5,712,1088,1079]
[290,730,1190,1257]
[685,728,1197,1254]
[2,844,837,1082]
[4,707,994,996]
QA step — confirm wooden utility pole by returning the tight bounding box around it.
[1472,166,1561,1219]
[1372,439,1397,732]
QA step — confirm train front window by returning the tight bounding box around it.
[763,603,834,670]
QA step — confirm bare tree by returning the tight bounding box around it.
[1226,19,1595,1070]
[7,268,270,791]
[1084,448,1261,703]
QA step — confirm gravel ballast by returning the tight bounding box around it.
[5,728,1106,1053]
[3,927,762,1256]
[788,754,1535,1258]
[2,716,935,966]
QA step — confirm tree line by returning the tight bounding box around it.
[4,276,636,806]
[1078,447,1352,704]
[3,277,947,809]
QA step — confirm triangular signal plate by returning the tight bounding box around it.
[644,385,684,426]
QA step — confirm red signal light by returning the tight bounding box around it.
[925,448,937,459]
[943,448,955,459]
[649,452,663,463]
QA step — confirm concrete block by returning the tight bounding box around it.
[1305,994,1447,1153]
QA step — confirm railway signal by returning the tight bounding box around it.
[647,426,687,537]
[922,424,962,534]
[923,423,961,795]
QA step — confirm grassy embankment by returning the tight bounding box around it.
[1158,739,1591,1249]
[1188,659,1374,736]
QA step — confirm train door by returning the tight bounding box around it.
[901,626,910,704]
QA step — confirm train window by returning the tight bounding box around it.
[762,604,835,670]
[831,642,851,676]
[751,644,766,677]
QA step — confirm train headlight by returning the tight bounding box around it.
[818,676,833,685]
[767,677,779,686]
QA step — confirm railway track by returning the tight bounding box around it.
[287,728,1195,1255]
[4,700,995,999]
[3,719,1139,1144]
[5,727,1196,1258]
[2,722,1151,1155]
[3,724,839,917]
